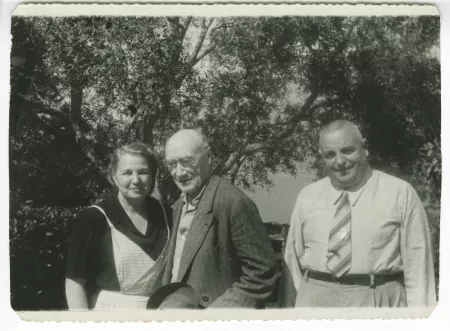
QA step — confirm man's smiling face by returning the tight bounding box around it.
[320,126,369,190]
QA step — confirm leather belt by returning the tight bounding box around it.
[304,269,403,288]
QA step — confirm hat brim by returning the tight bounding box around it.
[147,282,199,309]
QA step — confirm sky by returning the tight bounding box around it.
[245,165,316,224]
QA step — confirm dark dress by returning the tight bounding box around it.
[66,194,171,305]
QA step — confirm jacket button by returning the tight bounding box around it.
[202,296,209,302]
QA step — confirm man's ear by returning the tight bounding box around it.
[206,147,213,164]
[362,138,369,157]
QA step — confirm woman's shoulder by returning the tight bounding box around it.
[72,196,114,229]
[75,206,105,222]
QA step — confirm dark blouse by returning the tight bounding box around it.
[66,194,171,294]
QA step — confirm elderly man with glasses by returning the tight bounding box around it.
[159,129,278,308]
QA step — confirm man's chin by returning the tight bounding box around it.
[176,182,197,194]
[331,174,357,189]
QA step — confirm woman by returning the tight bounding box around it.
[65,142,170,310]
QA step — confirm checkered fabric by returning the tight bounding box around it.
[92,200,169,296]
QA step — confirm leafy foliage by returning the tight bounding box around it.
[10,206,81,310]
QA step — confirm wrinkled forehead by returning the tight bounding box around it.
[165,137,204,160]
[319,127,363,151]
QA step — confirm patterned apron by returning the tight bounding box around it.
[91,200,169,310]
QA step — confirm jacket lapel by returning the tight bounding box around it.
[176,176,221,282]
[162,198,184,284]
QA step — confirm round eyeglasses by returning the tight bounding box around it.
[166,149,209,171]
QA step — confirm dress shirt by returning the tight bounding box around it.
[171,186,206,282]
[283,169,436,306]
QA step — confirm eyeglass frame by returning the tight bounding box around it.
[165,148,210,172]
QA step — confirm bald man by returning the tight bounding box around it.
[281,120,436,307]
[161,129,278,308]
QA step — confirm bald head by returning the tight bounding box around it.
[165,129,212,197]
[166,129,209,154]
[319,120,364,150]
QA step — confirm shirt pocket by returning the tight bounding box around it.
[369,217,401,249]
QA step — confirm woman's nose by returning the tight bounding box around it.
[131,173,140,183]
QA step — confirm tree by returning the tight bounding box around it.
[10,15,440,203]
[196,16,440,194]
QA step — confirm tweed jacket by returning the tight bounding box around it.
[160,175,278,308]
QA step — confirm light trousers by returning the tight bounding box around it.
[295,276,407,307]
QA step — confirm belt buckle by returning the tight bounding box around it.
[369,274,375,288]
[331,273,340,284]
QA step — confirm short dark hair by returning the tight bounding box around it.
[108,142,159,194]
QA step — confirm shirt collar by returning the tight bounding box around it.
[330,171,373,206]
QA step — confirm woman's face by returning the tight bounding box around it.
[112,153,153,200]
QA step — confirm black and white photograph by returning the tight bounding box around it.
[6,2,441,321]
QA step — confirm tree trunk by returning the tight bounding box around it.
[70,78,83,121]
[69,76,111,188]
[143,114,155,148]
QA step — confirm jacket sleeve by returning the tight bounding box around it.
[207,195,279,308]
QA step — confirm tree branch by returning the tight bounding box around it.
[125,106,146,135]
[216,90,320,176]
[167,17,184,31]
[181,17,193,40]
[189,18,214,66]
[275,89,319,141]
[36,107,71,123]
[70,119,111,185]
[34,104,111,187]
[191,21,234,67]
[337,17,359,53]
[230,155,248,185]
[192,45,216,66]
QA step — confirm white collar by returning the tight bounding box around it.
[330,171,373,206]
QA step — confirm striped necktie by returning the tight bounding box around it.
[326,192,352,277]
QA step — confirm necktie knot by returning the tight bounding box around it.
[340,191,349,203]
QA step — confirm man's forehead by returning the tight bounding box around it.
[168,130,203,146]
[166,138,203,157]
[320,127,362,148]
